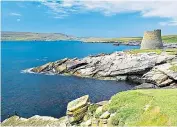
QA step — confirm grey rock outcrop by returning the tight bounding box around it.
[24,50,177,89]
[26,52,176,78]
[141,29,163,49]
[142,61,177,87]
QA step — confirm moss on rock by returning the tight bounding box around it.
[170,64,177,72]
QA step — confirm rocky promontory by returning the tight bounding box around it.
[24,49,177,89]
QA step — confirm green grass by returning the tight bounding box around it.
[82,35,177,43]
[126,48,177,55]
[82,37,142,43]
[108,89,177,126]
[169,64,177,72]
[162,35,177,43]
[127,49,163,54]
[88,104,100,114]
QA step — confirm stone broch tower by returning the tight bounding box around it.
[140,29,163,49]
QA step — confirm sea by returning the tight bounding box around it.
[1,41,139,121]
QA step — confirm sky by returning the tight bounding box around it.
[1,0,177,37]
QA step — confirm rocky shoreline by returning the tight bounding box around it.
[82,40,177,47]
[3,46,177,126]
[2,49,177,126]
[2,95,111,126]
[23,49,177,89]
[3,89,177,126]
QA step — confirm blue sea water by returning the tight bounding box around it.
[1,41,139,121]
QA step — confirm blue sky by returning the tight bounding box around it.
[1,1,177,37]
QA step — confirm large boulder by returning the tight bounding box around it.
[66,95,89,124]
[100,111,110,119]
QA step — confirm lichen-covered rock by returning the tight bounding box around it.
[66,95,89,124]
[99,119,107,126]
[84,119,92,126]
[1,115,69,126]
[67,95,89,112]
[55,64,67,73]
[91,118,99,126]
[95,106,103,118]
[100,111,110,119]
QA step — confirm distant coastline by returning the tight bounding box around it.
[1,31,177,43]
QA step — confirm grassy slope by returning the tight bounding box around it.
[108,89,177,126]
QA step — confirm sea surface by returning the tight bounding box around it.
[1,41,139,121]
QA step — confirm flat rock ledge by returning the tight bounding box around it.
[24,50,177,89]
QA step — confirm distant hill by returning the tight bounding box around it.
[1,31,78,41]
[1,31,177,43]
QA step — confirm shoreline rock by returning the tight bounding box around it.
[1,95,111,126]
[3,89,177,126]
[24,49,177,89]
[66,95,89,124]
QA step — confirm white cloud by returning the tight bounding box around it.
[42,0,177,26]
[10,12,22,16]
[17,19,21,22]
[159,21,177,26]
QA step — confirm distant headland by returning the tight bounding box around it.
[1,31,177,44]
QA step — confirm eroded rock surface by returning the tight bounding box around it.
[142,61,177,87]
[1,115,69,126]
[27,52,175,76]
[24,50,177,89]
[66,95,89,124]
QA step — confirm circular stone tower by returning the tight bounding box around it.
[140,29,163,49]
